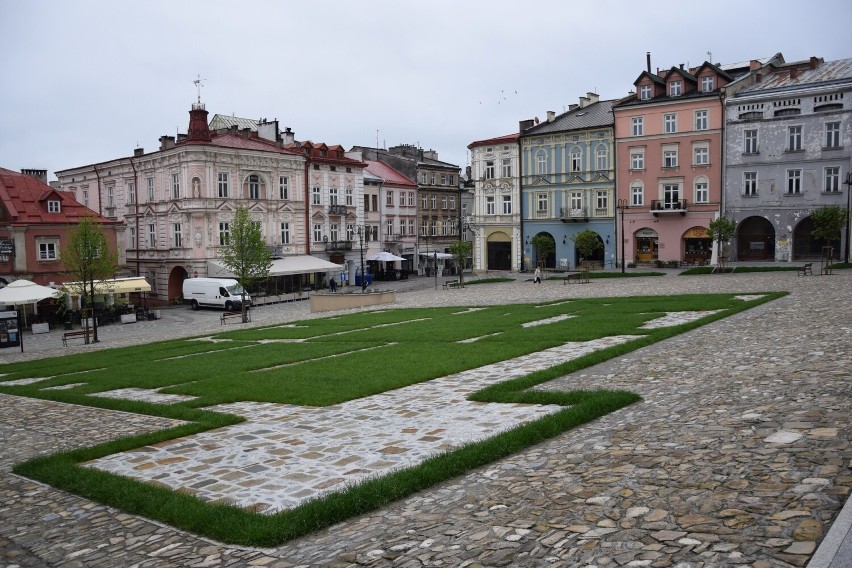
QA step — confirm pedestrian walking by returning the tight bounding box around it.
[329,277,337,292]
[534,267,542,284]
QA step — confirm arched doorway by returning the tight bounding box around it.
[573,232,605,269]
[532,232,556,269]
[684,226,713,264]
[635,228,658,263]
[737,217,775,260]
[168,266,189,304]
[486,231,512,270]
[793,216,841,260]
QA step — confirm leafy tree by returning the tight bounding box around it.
[219,206,272,322]
[571,230,603,269]
[810,205,847,249]
[708,217,736,272]
[531,234,555,269]
[61,215,119,343]
[448,240,472,285]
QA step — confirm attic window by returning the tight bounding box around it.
[775,108,801,117]
[669,81,682,96]
[814,103,843,113]
[47,200,61,213]
[639,85,652,100]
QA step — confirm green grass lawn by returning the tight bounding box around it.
[1,292,785,545]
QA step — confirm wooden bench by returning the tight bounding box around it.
[797,263,813,276]
[562,271,590,284]
[61,330,89,347]
[442,279,461,290]
[220,311,250,324]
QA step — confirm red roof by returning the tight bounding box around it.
[364,161,417,187]
[202,132,303,156]
[0,167,117,226]
[467,132,519,149]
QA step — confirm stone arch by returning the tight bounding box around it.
[168,265,189,304]
[736,216,775,260]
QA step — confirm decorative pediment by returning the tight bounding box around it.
[311,211,327,221]
[592,173,611,182]
[277,203,295,214]
[531,176,551,186]
[140,205,157,217]
[567,174,585,183]
[247,201,268,214]
[216,201,237,213]
[167,203,182,214]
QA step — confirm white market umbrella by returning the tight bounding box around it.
[0,279,61,353]
[366,251,406,262]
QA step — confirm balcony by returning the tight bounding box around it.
[384,234,404,242]
[328,204,348,216]
[560,207,588,223]
[650,199,688,216]
[325,240,353,251]
[267,244,283,258]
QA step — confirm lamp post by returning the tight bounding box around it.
[844,172,852,264]
[617,199,628,274]
[355,225,367,292]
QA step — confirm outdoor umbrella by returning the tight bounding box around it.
[366,251,406,262]
[0,279,61,352]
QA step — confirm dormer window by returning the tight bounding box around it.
[639,85,652,100]
[669,81,682,97]
[47,200,61,213]
[701,76,714,92]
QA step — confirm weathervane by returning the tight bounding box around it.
[193,75,206,108]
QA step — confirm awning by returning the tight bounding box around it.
[418,252,453,260]
[207,255,343,278]
[62,277,151,295]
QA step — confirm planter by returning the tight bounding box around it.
[31,322,50,334]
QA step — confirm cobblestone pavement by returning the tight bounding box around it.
[0,270,850,567]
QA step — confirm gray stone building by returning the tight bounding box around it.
[724,56,852,262]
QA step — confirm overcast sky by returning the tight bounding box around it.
[2,0,850,181]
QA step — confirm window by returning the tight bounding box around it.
[663,184,681,207]
[218,173,229,198]
[596,190,608,210]
[485,196,495,215]
[693,145,709,165]
[371,194,378,211]
[695,180,709,203]
[663,148,678,168]
[82,189,89,207]
[312,186,322,205]
[501,158,511,178]
[419,172,427,184]
[441,195,448,209]
[694,110,708,131]
[449,195,456,210]
[431,220,437,236]
[825,122,841,148]
[537,192,548,211]
[430,194,436,209]
[787,169,802,194]
[147,177,154,202]
[408,192,415,206]
[47,200,61,213]
[172,223,182,248]
[788,126,802,151]
[502,195,512,215]
[171,173,180,199]
[346,187,354,206]
[128,226,136,248]
[701,76,714,92]
[248,175,260,199]
[664,113,677,133]
[281,222,290,244]
[536,151,547,174]
[149,223,157,248]
[824,167,840,192]
[127,182,135,204]
[279,176,288,199]
[596,146,607,171]
[639,84,652,100]
[430,173,436,185]
[571,148,582,172]
[744,129,759,154]
[631,116,644,136]
[313,224,322,242]
[421,194,428,209]
[107,186,114,207]
[408,218,414,236]
[570,192,583,210]
[421,221,428,236]
[669,80,682,96]
[386,191,393,206]
[37,240,58,261]
[218,222,229,246]
[385,219,393,236]
[448,174,455,186]
[440,174,447,185]
[631,182,644,206]
[329,187,338,205]
[744,172,758,196]
[630,149,645,170]
[330,223,339,241]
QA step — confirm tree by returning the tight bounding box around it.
[219,206,273,323]
[707,217,736,273]
[61,215,119,343]
[810,205,847,251]
[530,234,555,269]
[448,240,472,285]
[571,230,603,270]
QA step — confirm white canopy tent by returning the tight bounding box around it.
[207,256,343,278]
[61,277,151,295]
[418,251,453,260]
[0,279,62,352]
[367,251,406,262]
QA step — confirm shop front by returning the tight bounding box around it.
[635,228,658,263]
[683,227,713,265]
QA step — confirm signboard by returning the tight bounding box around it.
[0,240,13,255]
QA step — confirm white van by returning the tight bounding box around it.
[182,278,251,311]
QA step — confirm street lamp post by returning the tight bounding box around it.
[356,225,367,292]
[844,172,852,264]
[617,199,628,274]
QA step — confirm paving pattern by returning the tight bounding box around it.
[0,270,850,568]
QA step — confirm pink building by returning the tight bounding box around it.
[614,58,733,265]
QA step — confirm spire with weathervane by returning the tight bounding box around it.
[187,75,211,142]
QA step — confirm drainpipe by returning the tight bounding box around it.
[92,164,102,216]
[129,157,140,277]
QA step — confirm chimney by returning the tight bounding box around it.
[568,104,578,111]
[186,105,211,142]
[646,52,651,73]
[21,169,47,184]
[750,60,761,71]
[519,119,535,132]
[240,127,252,138]
[809,56,820,69]
[282,127,295,145]
[587,92,600,104]
[546,110,556,122]
[159,135,176,150]
[177,133,187,143]
[679,63,684,70]
[790,67,799,80]
[579,96,590,108]
[133,148,144,157]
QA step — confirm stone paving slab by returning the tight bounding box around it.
[0,271,849,567]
